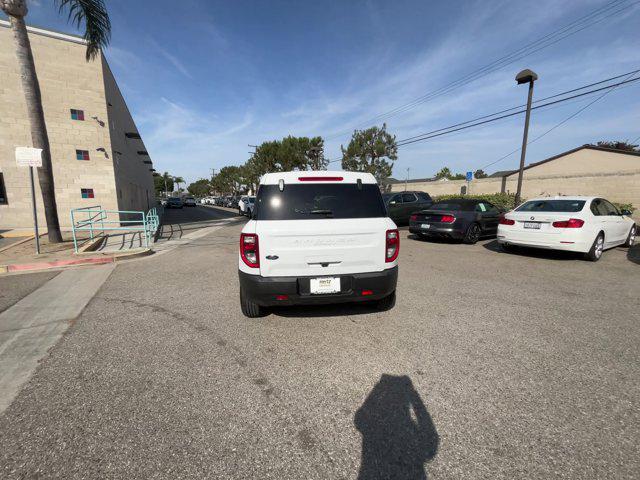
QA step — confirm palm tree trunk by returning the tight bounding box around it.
[9,14,63,243]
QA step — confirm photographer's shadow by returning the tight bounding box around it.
[354,374,439,479]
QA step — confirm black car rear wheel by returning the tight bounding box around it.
[463,223,481,244]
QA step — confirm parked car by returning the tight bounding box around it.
[382,191,432,225]
[238,171,398,317]
[245,197,255,217]
[238,195,249,215]
[166,197,183,209]
[498,196,636,261]
[183,196,197,207]
[239,196,256,216]
[409,198,501,244]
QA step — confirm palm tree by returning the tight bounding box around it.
[161,171,173,197]
[1,0,111,243]
[173,176,185,195]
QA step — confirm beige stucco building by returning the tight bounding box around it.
[388,145,640,208]
[0,20,154,230]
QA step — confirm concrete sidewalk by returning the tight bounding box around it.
[0,264,115,413]
[0,232,151,275]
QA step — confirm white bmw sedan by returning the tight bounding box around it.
[497,196,636,261]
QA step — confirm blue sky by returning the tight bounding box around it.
[7,0,640,182]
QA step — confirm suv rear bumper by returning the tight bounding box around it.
[239,266,398,307]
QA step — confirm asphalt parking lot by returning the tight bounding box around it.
[0,210,638,479]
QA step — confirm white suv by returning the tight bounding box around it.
[238,171,399,317]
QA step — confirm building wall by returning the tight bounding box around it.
[390,148,640,208]
[0,21,118,230]
[101,58,155,213]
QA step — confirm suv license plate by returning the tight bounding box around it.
[421,224,431,229]
[524,222,541,229]
[310,277,340,294]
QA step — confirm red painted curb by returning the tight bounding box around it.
[7,256,114,272]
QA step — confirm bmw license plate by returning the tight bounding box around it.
[524,222,541,229]
[310,277,340,294]
[421,224,431,229]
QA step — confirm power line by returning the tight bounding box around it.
[323,0,638,141]
[325,74,639,166]
[478,72,639,171]
[395,76,640,146]
[396,69,640,145]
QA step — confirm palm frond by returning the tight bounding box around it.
[56,0,111,61]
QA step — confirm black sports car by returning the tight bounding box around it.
[409,198,502,244]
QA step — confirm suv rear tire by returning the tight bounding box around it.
[375,290,396,311]
[240,288,264,318]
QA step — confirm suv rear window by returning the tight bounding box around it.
[516,200,586,212]
[255,184,386,220]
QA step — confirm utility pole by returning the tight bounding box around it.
[515,69,538,206]
[405,168,410,191]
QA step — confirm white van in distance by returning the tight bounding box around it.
[238,171,399,317]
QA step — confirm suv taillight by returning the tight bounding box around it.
[385,229,399,262]
[410,214,418,222]
[440,215,455,223]
[552,218,584,228]
[240,233,259,268]
[499,217,515,225]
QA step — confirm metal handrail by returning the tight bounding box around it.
[70,205,162,253]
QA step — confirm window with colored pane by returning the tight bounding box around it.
[70,109,85,121]
[81,188,95,199]
[76,149,90,160]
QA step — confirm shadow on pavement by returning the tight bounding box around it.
[354,374,439,480]
[270,301,382,318]
[482,239,585,261]
[157,207,241,242]
[628,244,640,265]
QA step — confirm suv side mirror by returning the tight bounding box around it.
[620,209,632,216]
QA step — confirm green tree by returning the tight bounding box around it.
[1,0,111,242]
[187,179,211,197]
[306,136,327,170]
[212,166,243,194]
[474,169,488,179]
[434,167,452,180]
[594,140,639,152]
[341,124,397,182]
[434,167,465,180]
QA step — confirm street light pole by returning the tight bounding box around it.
[514,69,538,206]
[405,168,410,191]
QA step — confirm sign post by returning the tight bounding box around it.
[15,147,43,254]
[465,171,473,195]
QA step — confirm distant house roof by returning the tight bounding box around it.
[385,176,437,184]
[489,144,640,178]
[386,145,639,183]
[488,170,515,178]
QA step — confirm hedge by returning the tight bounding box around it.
[431,193,635,213]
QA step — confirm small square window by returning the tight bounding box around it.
[71,109,85,121]
[81,188,95,199]
[0,173,7,204]
[76,149,90,161]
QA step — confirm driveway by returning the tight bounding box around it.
[0,220,638,479]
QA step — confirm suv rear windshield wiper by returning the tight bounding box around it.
[294,208,334,215]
